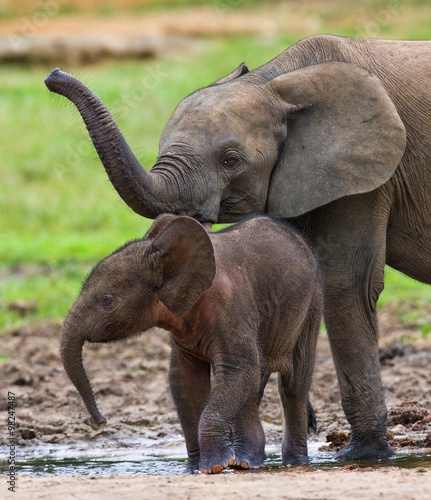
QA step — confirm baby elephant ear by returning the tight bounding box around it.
[210,62,249,86]
[145,214,177,240]
[266,62,406,218]
[151,216,216,317]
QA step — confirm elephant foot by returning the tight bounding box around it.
[231,448,266,470]
[282,445,309,466]
[184,465,199,474]
[200,458,235,475]
[282,454,309,466]
[199,444,236,474]
[185,453,200,474]
[334,439,395,462]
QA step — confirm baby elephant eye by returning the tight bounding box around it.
[101,295,115,310]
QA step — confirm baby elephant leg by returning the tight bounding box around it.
[198,359,262,474]
[230,371,270,469]
[231,397,266,470]
[169,344,211,474]
[278,371,310,465]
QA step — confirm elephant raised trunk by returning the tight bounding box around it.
[44,68,175,219]
[60,323,106,426]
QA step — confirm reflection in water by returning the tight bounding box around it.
[258,453,431,473]
[1,451,430,477]
[13,457,187,477]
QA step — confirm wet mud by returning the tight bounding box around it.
[1,304,430,468]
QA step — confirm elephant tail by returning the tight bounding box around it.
[307,398,317,434]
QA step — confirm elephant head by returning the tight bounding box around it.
[60,215,215,425]
[45,60,405,223]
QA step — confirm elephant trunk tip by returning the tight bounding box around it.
[85,397,107,426]
[44,68,70,93]
[93,412,108,427]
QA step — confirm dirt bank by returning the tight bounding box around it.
[13,468,431,500]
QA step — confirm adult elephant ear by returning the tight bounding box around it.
[210,62,249,86]
[266,62,406,218]
[150,216,216,318]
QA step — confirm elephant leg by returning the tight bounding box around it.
[169,341,211,474]
[278,370,310,465]
[228,371,269,469]
[198,351,261,474]
[310,191,394,460]
[278,328,317,465]
[277,294,320,465]
[226,371,270,469]
[230,392,267,470]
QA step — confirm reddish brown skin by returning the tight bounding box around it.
[60,215,322,473]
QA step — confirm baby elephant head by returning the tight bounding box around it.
[60,215,216,425]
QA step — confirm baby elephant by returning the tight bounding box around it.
[60,215,323,473]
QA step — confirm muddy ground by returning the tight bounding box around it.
[1,304,431,498]
[2,305,431,451]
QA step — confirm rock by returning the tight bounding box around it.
[324,431,350,451]
[388,399,429,427]
[379,341,417,365]
[388,424,406,434]
[19,428,37,440]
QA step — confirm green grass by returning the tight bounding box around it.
[0,35,300,331]
[2,6,431,332]
[0,262,93,329]
[380,268,431,338]
[380,268,431,307]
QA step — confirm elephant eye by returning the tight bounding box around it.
[101,295,115,310]
[221,155,239,169]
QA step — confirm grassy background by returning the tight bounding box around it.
[1,0,431,332]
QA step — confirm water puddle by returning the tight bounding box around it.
[1,441,430,477]
[11,457,187,477]
[259,451,431,473]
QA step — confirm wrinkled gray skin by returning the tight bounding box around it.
[46,34,431,461]
[60,215,322,474]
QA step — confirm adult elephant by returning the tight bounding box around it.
[45,35,431,461]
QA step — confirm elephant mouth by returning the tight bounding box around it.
[218,192,265,223]
[192,211,218,225]
[91,338,120,344]
[217,211,247,223]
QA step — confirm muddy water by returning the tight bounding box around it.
[2,441,430,477]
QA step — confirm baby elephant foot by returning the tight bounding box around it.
[282,450,309,466]
[200,458,235,474]
[232,448,266,470]
[199,447,236,474]
[184,458,200,474]
[283,455,309,466]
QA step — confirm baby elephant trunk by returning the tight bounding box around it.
[60,324,107,426]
